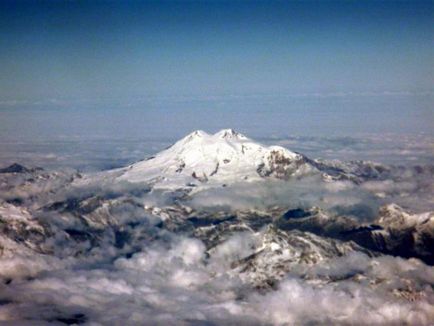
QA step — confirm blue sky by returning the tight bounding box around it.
[1,0,433,101]
[0,1,433,170]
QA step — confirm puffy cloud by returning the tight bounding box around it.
[190,177,381,221]
[1,236,433,325]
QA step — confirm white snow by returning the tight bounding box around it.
[115,129,305,189]
[378,203,434,228]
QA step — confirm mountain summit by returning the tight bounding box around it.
[214,128,248,140]
[115,129,315,188]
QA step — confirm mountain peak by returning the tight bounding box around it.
[214,129,247,140]
[187,130,208,138]
[0,163,30,174]
[181,130,209,143]
[115,129,313,188]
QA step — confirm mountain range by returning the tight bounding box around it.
[0,129,433,324]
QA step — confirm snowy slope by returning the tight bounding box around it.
[115,129,315,189]
[0,203,50,256]
[378,203,434,228]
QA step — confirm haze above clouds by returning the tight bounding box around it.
[0,1,433,171]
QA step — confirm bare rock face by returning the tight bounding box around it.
[274,204,434,265]
[374,204,434,264]
[0,163,30,174]
[0,203,52,255]
[228,226,373,290]
[257,149,309,180]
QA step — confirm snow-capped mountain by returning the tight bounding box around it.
[227,225,372,290]
[113,129,316,189]
[89,129,400,193]
[1,132,434,324]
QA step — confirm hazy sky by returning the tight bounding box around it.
[1,0,433,101]
[0,1,433,171]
